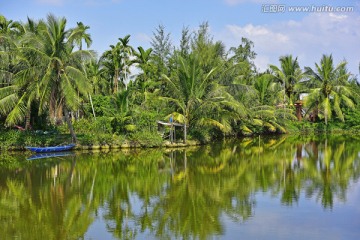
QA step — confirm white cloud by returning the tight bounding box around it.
[219,12,360,75]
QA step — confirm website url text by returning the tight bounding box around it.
[262,5,354,13]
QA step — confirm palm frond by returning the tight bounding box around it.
[0,93,18,115]
[5,94,27,126]
[198,118,231,133]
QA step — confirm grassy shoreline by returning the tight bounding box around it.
[1,121,360,152]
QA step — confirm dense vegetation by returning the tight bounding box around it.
[1,14,360,148]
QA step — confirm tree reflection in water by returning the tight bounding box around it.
[0,135,360,239]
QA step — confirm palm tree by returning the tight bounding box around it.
[0,14,93,142]
[0,17,38,129]
[132,46,154,93]
[304,54,357,124]
[68,21,92,50]
[101,36,133,94]
[118,35,134,90]
[86,59,107,95]
[68,21,93,119]
[101,43,122,93]
[245,74,295,134]
[269,55,303,105]
[161,53,245,142]
[0,15,24,87]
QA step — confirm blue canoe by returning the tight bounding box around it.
[25,144,76,153]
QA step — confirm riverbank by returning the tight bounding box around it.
[1,120,360,152]
[0,129,203,151]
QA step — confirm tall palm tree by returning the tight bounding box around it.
[118,35,134,90]
[86,59,107,95]
[101,36,133,94]
[101,43,122,93]
[304,54,357,124]
[0,14,93,142]
[133,46,154,93]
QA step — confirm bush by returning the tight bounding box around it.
[129,130,163,147]
[189,127,212,143]
[67,117,113,134]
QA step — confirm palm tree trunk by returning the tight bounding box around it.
[63,107,77,143]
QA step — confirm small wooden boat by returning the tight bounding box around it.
[25,144,76,153]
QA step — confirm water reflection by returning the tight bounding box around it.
[1,135,360,239]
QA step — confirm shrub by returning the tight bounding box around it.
[129,130,163,147]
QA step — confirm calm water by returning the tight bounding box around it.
[1,135,360,239]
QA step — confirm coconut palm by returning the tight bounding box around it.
[244,74,296,134]
[0,15,24,88]
[269,55,303,105]
[68,21,92,50]
[0,17,39,129]
[0,14,93,142]
[304,54,357,124]
[161,53,245,142]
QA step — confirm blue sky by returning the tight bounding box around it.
[1,0,360,76]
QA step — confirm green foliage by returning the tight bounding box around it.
[0,129,72,148]
[188,127,212,143]
[111,115,133,134]
[83,95,116,117]
[129,130,163,147]
[344,108,360,127]
[72,117,113,134]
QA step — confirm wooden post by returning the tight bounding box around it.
[183,123,187,144]
[169,126,172,143]
[174,125,176,142]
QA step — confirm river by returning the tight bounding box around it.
[0,134,359,239]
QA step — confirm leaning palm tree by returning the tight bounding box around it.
[304,54,357,124]
[0,14,93,142]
